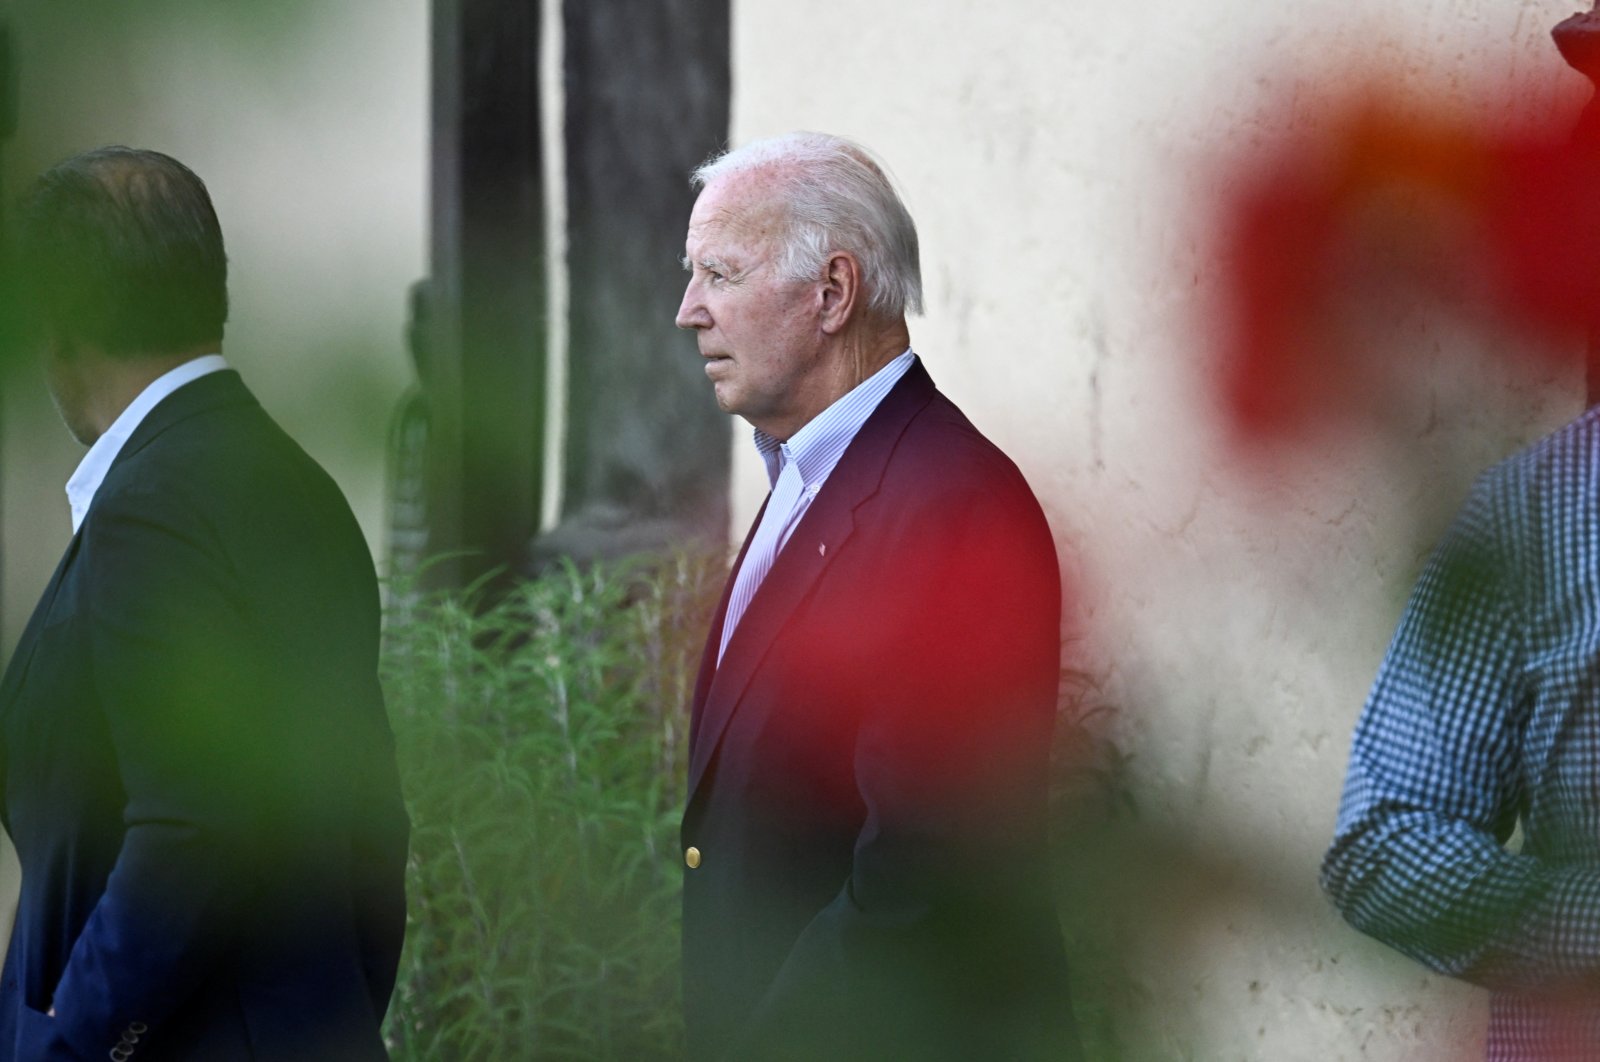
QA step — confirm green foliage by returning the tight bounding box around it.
[1053,665,1137,824]
[381,554,1149,1059]
[1052,664,1146,1061]
[380,552,723,1061]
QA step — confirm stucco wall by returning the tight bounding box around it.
[727,2,1584,1057]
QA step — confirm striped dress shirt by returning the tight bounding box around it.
[718,349,914,662]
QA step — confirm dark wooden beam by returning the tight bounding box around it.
[530,0,731,567]
[426,0,546,588]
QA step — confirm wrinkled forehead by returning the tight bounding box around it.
[687,170,789,254]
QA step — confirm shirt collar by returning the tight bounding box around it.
[751,348,915,489]
[66,354,229,533]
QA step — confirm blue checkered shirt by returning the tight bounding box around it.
[1323,406,1600,1060]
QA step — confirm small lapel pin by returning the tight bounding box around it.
[818,542,827,557]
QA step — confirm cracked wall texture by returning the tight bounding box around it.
[730,1,1585,1057]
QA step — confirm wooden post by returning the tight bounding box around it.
[419,0,732,584]
[425,0,546,589]
[531,0,732,567]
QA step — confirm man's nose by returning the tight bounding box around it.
[676,280,708,330]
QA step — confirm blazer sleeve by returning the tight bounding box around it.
[348,706,410,1016]
[727,472,1073,1060]
[39,485,307,1056]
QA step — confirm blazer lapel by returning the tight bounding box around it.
[686,359,938,800]
[689,497,767,747]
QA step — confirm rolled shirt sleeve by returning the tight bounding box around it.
[1323,444,1600,993]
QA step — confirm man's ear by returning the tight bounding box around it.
[818,252,862,335]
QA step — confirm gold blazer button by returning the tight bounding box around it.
[685,846,702,869]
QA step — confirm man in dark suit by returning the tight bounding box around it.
[0,146,408,1059]
[674,132,1079,1060]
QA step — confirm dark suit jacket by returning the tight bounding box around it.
[0,370,409,1060]
[681,359,1079,1060]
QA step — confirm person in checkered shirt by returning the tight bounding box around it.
[1324,406,1600,1060]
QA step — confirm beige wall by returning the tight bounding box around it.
[728,1,1582,1057]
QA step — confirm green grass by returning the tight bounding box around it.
[380,554,1143,1059]
[380,553,722,1061]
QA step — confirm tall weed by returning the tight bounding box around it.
[381,553,722,1061]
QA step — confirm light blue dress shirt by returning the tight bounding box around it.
[718,349,915,662]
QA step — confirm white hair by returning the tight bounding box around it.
[692,131,923,319]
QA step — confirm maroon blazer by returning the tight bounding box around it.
[680,358,1080,1060]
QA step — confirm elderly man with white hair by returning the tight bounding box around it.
[674,131,1079,1061]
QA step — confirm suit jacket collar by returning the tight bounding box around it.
[0,371,256,718]
[109,369,257,474]
[686,357,938,799]
[65,356,229,532]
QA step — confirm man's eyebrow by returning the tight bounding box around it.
[683,254,736,275]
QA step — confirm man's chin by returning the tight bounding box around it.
[46,394,97,447]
